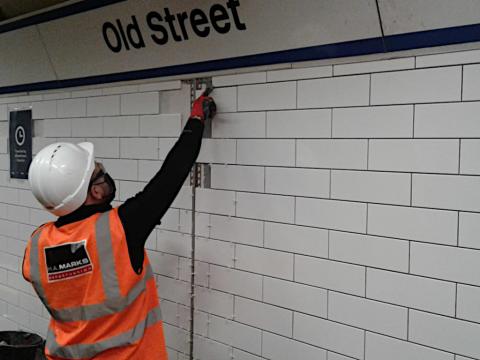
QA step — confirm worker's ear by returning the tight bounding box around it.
[89,183,105,201]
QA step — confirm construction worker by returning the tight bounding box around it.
[22,93,216,360]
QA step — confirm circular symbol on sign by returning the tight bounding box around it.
[15,126,25,146]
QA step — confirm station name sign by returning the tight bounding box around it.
[101,0,247,53]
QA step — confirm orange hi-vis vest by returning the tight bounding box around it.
[22,209,168,360]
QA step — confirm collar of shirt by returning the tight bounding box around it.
[55,203,113,228]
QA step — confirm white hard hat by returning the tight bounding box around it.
[28,142,95,217]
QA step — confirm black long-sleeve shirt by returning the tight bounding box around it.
[54,118,204,274]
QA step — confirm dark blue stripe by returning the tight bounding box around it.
[0,0,126,34]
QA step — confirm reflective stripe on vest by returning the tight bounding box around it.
[46,305,162,359]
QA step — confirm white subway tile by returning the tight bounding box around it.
[371,67,462,104]
[410,310,480,358]
[0,137,5,154]
[101,158,137,181]
[213,72,266,87]
[157,230,189,257]
[148,251,178,278]
[367,269,455,316]
[264,277,327,317]
[31,101,56,119]
[266,109,331,138]
[297,140,368,170]
[235,297,292,337]
[238,82,296,111]
[298,75,370,108]
[368,204,457,245]
[71,117,103,137]
[138,80,182,92]
[332,170,410,206]
[296,198,367,233]
[461,139,480,174]
[157,276,189,304]
[35,118,71,137]
[463,64,480,100]
[369,139,459,173]
[457,285,480,323]
[209,315,262,355]
[333,105,413,138]
[103,115,139,137]
[212,112,266,138]
[197,139,236,164]
[235,245,293,280]
[195,287,234,318]
[237,139,295,166]
[294,312,364,359]
[262,331,327,360]
[365,332,454,360]
[71,88,102,97]
[210,215,263,246]
[415,102,480,138]
[120,138,158,160]
[194,337,230,360]
[118,180,144,201]
[236,192,294,223]
[87,95,120,117]
[88,138,119,158]
[295,255,365,296]
[459,212,480,249]
[0,105,7,120]
[329,292,408,338]
[139,114,181,137]
[209,265,262,300]
[264,222,328,257]
[412,174,480,212]
[211,87,237,112]
[334,58,414,76]
[211,165,264,192]
[330,231,409,272]
[232,349,262,360]
[411,242,480,286]
[417,49,480,68]
[57,98,86,117]
[102,85,138,95]
[196,188,235,216]
[196,237,234,268]
[267,66,332,82]
[327,353,353,360]
[121,92,159,115]
[266,167,329,198]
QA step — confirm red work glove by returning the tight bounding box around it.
[190,95,216,123]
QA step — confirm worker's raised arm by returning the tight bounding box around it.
[118,94,216,273]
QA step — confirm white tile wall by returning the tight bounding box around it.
[409,310,480,358]
[332,105,413,138]
[297,75,370,108]
[371,67,462,105]
[3,51,480,360]
[266,109,331,138]
[328,292,408,338]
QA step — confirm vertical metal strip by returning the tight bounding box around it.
[189,80,198,360]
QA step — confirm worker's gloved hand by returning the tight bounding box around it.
[190,94,216,123]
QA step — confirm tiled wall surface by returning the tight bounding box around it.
[2,49,480,359]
